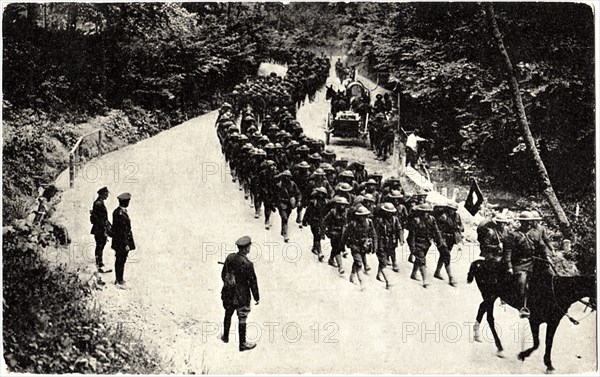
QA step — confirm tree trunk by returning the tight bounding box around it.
[483,3,574,241]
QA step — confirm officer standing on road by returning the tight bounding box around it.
[221,236,260,352]
[111,193,135,288]
[90,187,112,273]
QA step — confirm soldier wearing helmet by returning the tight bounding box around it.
[348,160,368,185]
[407,203,447,288]
[274,170,301,242]
[433,200,464,287]
[338,170,359,194]
[374,202,403,289]
[477,212,512,272]
[342,205,377,290]
[257,159,279,230]
[309,168,334,199]
[302,186,329,262]
[373,93,385,115]
[290,161,312,227]
[503,210,552,318]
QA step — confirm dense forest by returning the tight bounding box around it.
[2,2,596,372]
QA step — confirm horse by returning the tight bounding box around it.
[467,259,596,373]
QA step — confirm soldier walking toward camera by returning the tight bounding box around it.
[90,187,112,273]
[343,205,377,289]
[323,196,349,274]
[275,170,301,242]
[407,203,445,288]
[111,193,135,288]
[221,236,260,352]
[433,201,463,287]
[302,187,329,262]
[374,202,402,289]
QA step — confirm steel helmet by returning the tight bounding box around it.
[355,205,371,216]
[280,170,292,177]
[366,179,377,185]
[337,182,353,192]
[297,161,310,169]
[516,211,540,221]
[313,168,326,176]
[415,203,433,212]
[332,196,349,205]
[363,193,375,203]
[381,202,397,213]
[340,170,355,178]
[312,187,328,196]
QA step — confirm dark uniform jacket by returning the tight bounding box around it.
[374,214,402,250]
[90,198,111,237]
[111,207,135,251]
[477,220,507,260]
[343,218,377,252]
[302,196,328,227]
[221,252,260,308]
[323,208,347,238]
[407,214,445,255]
[503,228,550,273]
[275,179,301,209]
[435,210,464,248]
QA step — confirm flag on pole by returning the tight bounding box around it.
[464,178,484,216]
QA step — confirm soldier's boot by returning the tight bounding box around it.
[410,263,420,281]
[349,271,356,284]
[434,258,444,280]
[420,265,430,288]
[445,263,457,287]
[362,254,371,273]
[335,254,345,275]
[265,211,271,230]
[238,323,257,352]
[356,269,366,290]
[282,223,289,242]
[222,315,232,343]
[328,254,338,267]
[391,250,399,272]
[316,243,324,262]
[254,207,260,219]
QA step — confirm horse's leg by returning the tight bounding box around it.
[474,301,487,342]
[543,320,559,373]
[518,320,540,361]
[485,300,504,357]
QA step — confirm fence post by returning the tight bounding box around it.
[69,152,75,188]
[98,130,103,156]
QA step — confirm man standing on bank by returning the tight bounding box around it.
[221,236,260,352]
[111,193,135,288]
[90,186,112,273]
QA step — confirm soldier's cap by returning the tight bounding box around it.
[222,102,232,108]
[260,135,270,142]
[255,149,267,156]
[355,160,365,166]
[274,143,283,149]
[309,153,322,161]
[276,130,286,136]
[117,192,131,201]
[313,168,326,176]
[241,143,253,150]
[252,131,262,138]
[280,170,292,177]
[415,203,433,212]
[340,170,355,178]
[97,187,109,195]
[388,190,403,199]
[332,196,349,205]
[231,90,238,95]
[323,149,335,156]
[297,161,310,169]
[264,143,275,149]
[387,176,400,183]
[321,163,335,172]
[445,200,459,210]
[375,113,385,119]
[236,235,252,247]
[312,187,328,196]
[288,140,299,147]
[239,134,249,140]
[355,205,371,216]
[492,213,512,223]
[247,125,257,133]
[264,114,272,119]
[228,124,238,131]
[266,160,276,166]
[363,193,375,202]
[337,182,353,192]
[366,179,377,185]
[268,125,280,131]
[381,202,397,213]
[516,210,541,221]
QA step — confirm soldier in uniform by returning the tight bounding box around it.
[433,201,464,287]
[221,236,260,352]
[477,213,511,273]
[349,160,368,185]
[373,93,385,114]
[374,202,403,289]
[275,170,301,242]
[302,187,329,262]
[323,196,349,274]
[111,193,135,288]
[90,187,112,273]
[503,211,552,318]
[292,161,312,227]
[407,203,446,288]
[343,205,377,289]
[259,160,279,230]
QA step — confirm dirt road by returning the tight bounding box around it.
[54,60,596,374]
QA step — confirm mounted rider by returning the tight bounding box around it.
[503,211,553,318]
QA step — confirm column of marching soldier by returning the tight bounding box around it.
[216,100,464,291]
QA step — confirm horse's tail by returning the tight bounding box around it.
[467,260,484,284]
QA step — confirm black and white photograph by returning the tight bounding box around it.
[1,1,597,374]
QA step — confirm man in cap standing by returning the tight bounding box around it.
[221,236,260,351]
[111,193,135,288]
[90,187,112,273]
